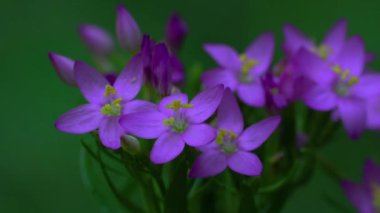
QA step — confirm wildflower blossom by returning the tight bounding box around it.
[116,4,142,53]
[202,33,275,107]
[189,89,281,178]
[298,36,380,139]
[120,85,224,164]
[342,160,380,213]
[55,55,153,149]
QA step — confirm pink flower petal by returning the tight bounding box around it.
[186,85,224,123]
[237,82,265,107]
[201,68,238,91]
[150,132,185,164]
[245,32,275,75]
[119,110,167,139]
[114,54,144,101]
[338,98,366,140]
[217,89,244,134]
[99,117,124,149]
[203,44,241,70]
[238,116,281,151]
[189,150,228,178]
[228,151,263,176]
[182,124,216,147]
[55,104,103,134]
[74,61,108,104]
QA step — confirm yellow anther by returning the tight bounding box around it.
[240,54,259,74]
[332,65,342,74]
[216,129,237,144]
[372,183,380,209]
[341,70,350,80]
[348,77,359,86]
[315,45,332,59]
[166,100,193,111]
[104,85,118,97]
[101,98,123,116]
[163,117,175,126]
[271,88,279,94]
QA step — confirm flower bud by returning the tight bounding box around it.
[121,135,141,154]
[48,52,76,86]
[152,43,172,96]
[140,34,155,82]
[166,14,188,53]
[116,4,142,53]
[78,24,114,55]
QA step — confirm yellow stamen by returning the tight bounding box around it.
[101,98,122,116]
[216,129,237,144]
[166,100,193,111]
[332,65,342,74]
[341,70,350,80]
[163,117,175,126]
[348,77,359,86]
[240,54,259,74]
[104,85,118,97]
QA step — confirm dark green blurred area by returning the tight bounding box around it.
[1,0,380,212]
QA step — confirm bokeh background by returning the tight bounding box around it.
[1,0,380,212]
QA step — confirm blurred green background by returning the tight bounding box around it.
[1,0,380,212]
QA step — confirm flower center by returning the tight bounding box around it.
[101,85,122,116]
[101,98,122,116]
[163,114,188,133]
[313,45,332,59]
[371,183,380,211]
[331,65,359,97]
[239,54,259,84]
[216,129,238,154]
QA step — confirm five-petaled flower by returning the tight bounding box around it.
[298,36,380,139]
[189,89,281,178]
[202,33,275,107]
[55,55,154,149]
[120,85,224,164]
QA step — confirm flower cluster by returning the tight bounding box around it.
[49,4,380,212]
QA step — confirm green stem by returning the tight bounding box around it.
[81,141,125,175]
[97,146,143,212]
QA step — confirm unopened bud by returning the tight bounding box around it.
[121,135,141,154]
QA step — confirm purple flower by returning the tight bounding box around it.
[298,36,380,139]
[189,89,281,178]
[151,43,172,96]
[120,85,224,164]
[78,24,114,55]
[116,4,142,53]
[165,13,188,54]
[366,94,380,130]
[341,160,380,213]
[48,52,76,86]
[140,36,185,92]
[283,19,347,60]
[55,55,153,149]
[202,32,275,107]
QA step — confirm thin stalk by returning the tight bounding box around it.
[97,146,143,213]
